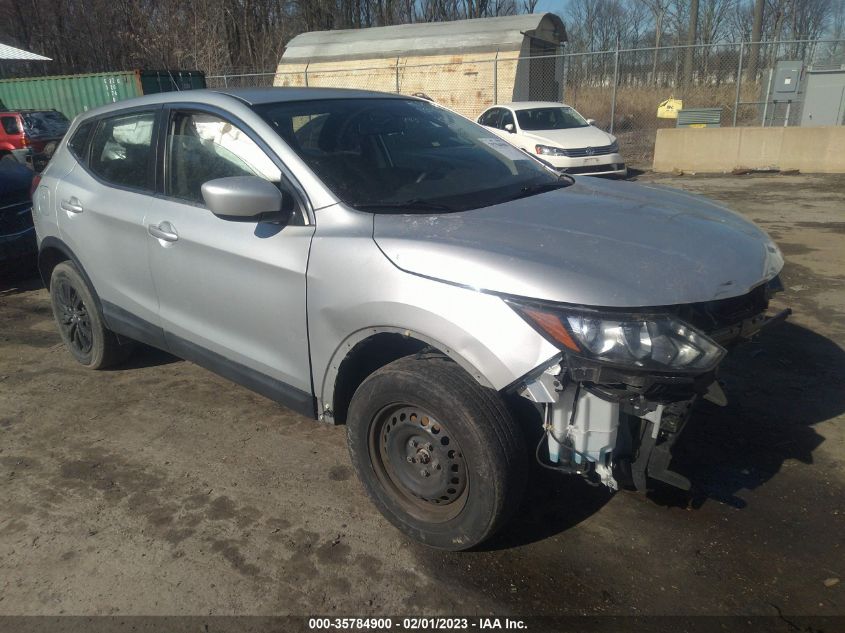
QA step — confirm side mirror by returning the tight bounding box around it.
[201,176,293,223]
[586,118,596,126]
[504,123,515,133]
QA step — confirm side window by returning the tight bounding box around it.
[89,111,156,191]
[67,120,95,162]
[1,116,20,135]
[166,111,281,205]
[500,110,515,130]
[479,109,500,127]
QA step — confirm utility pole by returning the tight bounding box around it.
[747,0,764,82]
[683,0,699,87]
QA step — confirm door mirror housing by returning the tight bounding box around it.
[201,176,293,223]
[504,123,515,133]
[586,118,596,126]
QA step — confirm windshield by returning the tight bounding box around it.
[252,98,568,212]
[22,111,70,138]
[515,107,588,131]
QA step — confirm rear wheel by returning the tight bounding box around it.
[49,261,132,369]
[346,354,526,550]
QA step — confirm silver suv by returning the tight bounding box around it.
[32,88,787,550]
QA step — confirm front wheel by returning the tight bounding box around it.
[346,354,526,550]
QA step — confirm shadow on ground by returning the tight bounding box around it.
[0,257,40,295]
[111,344,180,370]
[484,321,843,549]
[623,166,648,180]
[674,321,843,509]
[0,266,179,369]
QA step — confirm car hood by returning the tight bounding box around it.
[372,177,783,308]
[522,126,614,149]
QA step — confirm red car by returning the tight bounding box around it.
[0,109,69,165]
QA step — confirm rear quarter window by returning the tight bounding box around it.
[89,111,156,191]
[67,121,95,162]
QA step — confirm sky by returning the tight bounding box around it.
[535,0,569,18]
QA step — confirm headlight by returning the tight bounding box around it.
[535,144,568,157]
[608,140,619,153]
[509,302,725,372]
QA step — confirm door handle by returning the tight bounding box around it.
[60,198,83,214]
[148,222,179,243]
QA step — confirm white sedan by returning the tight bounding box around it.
[477,101,627,177]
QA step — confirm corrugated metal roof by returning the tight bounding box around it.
[281,13,566,63]
[216,87,408,104]
[0,42,51,61]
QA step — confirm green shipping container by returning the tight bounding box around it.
[0,70,206,119]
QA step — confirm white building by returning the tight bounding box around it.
[274,14,567,118]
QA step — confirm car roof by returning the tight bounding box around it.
[0,109,63,115]
[72,87,413,122]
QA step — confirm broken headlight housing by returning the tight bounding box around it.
[509,301,726,373]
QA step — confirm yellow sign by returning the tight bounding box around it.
[657,97,683,119]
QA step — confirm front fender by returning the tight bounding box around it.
[307,205,559,418]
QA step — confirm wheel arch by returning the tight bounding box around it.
[322,327,495,426]
[37,237,104,316]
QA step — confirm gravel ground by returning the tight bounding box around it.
[0,172,843,628]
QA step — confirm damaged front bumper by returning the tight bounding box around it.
[519,359,701,492]
[515,289,791,493]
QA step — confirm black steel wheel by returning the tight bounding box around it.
[347,353,526,550]
[49,261,132,369]
[370,404,468,522]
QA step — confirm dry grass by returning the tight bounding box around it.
[564,83,764,166]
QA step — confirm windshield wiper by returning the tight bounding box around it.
[351,198,458,213]
[506,175,574,202]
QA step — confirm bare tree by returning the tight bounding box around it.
[1,0,841,81]
[699,0,736,43]
[746,0,765,79]
[788,0,834,56]
[638,0,671,84]
[683,0,699,85]
[830,0,845,55]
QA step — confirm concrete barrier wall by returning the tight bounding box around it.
[653,126,845,173]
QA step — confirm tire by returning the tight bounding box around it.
[49,261,132,369]
[346,353,526,551]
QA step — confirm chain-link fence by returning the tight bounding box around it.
[208,38,845,167]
